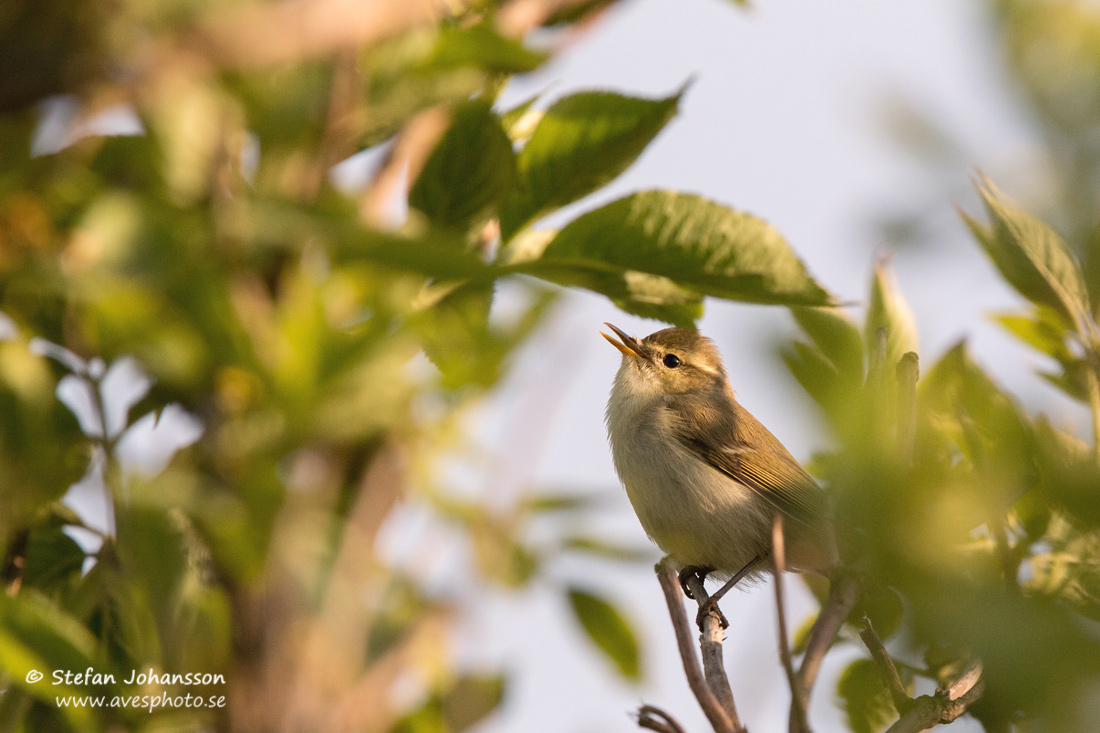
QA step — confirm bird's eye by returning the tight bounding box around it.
[663,353,681,368]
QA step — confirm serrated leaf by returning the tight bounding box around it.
[409,100,517,229]
[790,306,864,380]
[964,176,1090,328]
[531,191,831,306]
[837,658,896,733]
[501,88,684,238]
[866,263,917,371]
[567,588,640,680]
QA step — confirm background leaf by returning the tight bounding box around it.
[963,177,1090,329]
[567,588,640,680]
[409,100,517,229]
[865,263,918,371]
[836,658,896,733]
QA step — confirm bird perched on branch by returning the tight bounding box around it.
[602,323,837,623]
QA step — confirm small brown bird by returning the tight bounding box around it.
[602,324,837,617]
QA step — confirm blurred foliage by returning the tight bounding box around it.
[0,0,830,730]
[3,0,1100,732]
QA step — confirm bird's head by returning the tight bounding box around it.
[601,323,728,397]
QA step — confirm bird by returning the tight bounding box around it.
[602,323,837,624]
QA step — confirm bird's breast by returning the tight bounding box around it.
[606,401,770,572]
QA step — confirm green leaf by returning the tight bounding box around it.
[837,658,896,733]
[851,588,905,641]
[22,526,85,590]
[531,191,831,306]
[790,305,864,380]
[920,342,1035,499]
[501,88,684,238]
[792,612,819,655]
[994,306,1073,362]
[409,100,517,229]
[562,536,654,563]
[442,674,506,732]
[0,592,99,699]
[500,91,543,141]
[567,588,641,680]
[865,263,918,371]
[963,176,1090,329]
[782,340,843,413]
[427,24,547,74]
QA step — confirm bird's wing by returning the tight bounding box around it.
[672,416,824,525]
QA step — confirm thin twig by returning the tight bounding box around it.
[797,573,859,697]
[773,516,810,733]
[884,661,983,733]
[683,574,740,727]
[858,616,911,715]
[655,560,739,733]
[636,704,688,733]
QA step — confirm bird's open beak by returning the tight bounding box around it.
[601,322,646,360]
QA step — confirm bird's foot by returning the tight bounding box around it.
[677,565,713,600]
[696,595,729,630]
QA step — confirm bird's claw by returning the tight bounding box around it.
[677,565,712,600]
[696,596,729,630]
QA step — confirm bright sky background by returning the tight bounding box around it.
[393,0,1090,730]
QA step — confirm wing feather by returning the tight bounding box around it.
[668,396,824,524]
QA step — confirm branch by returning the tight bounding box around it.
[683,573,740,727]
[884,662,984,733]
[655,560,740,733]
[636,704,688,733]
[797,573,859,698]
[858,617,911,715]
[773,516,811,733]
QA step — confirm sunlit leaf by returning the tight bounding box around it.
[427,24,547,74]
[865,263,917,371]
[501,88,684,238]
[836,658,896,733]
[994,307,1073,362]
[532,190,831,306]
[790,305,864,380]
[963,176,1090,329]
